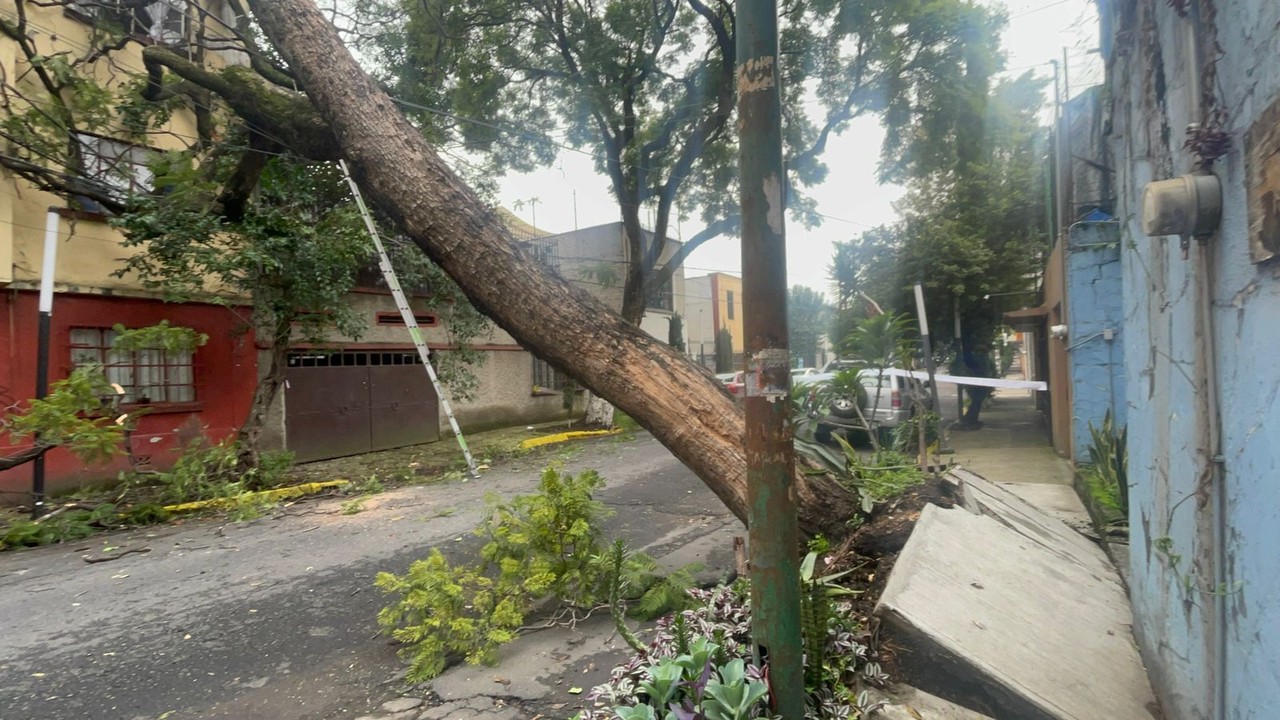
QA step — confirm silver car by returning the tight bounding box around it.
[795,367,931,442]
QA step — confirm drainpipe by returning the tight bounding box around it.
[1183,2,1230,714]
[1194,236,1229,720]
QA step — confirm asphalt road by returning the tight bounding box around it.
[0,435,740,720]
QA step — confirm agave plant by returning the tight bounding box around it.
[1085,410,1128,522]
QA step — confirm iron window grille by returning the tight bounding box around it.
[647,275,674,312]
[72,1,189,45]
[76,133,154,200]
[528,237,561,275]
[532,357,565,391]
[286,351,424,368]
[69,327,195,404]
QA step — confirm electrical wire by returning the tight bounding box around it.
[0,3,898,240]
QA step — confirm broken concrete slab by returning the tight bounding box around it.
[946,467,1114,582]
[997,481,1092,531]
[876,504,1157,720]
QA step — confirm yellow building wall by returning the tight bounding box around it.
[712,273,743,354]
[0,0,234,297]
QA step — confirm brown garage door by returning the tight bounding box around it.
[284,351,440,462]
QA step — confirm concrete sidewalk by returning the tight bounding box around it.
[941,386,1092,534]
[873,385,1159,719]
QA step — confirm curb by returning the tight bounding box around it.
[517,429,622,451]
[162,479,351,513]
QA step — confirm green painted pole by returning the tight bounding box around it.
[737,0,805,716]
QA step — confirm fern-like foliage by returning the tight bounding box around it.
[376,466,610,681]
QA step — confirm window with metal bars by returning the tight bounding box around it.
[75,133,154,200]
[286,351,424,368]
[69,327,195,404]
[646,274,674,311]
[72,1,189,44]
[528,238,561,275]
[532,357,564,392]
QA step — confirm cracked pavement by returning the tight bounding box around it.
[0,435,739,720]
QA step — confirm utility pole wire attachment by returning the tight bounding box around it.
[337,160,481,479]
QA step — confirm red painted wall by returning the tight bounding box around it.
[0,291,257,500]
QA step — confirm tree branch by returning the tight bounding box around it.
[649,215,737,291]
[0,445,47,473]
[141,45,340,160]
[0,152,128,214]
[643,0,735,272]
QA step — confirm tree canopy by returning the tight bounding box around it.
[787,285,829,369]
[829,72,1050,354]
[358,0,1008,322]
[0,0,490,467]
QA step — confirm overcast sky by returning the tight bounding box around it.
[491,0,1103,301]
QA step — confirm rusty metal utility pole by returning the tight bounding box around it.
[737,0,804,716]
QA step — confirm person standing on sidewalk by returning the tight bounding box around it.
[954,344,996,430]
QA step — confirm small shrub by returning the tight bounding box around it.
[255,450,295,488]
[795,433,924,513]
[349,475,385,495]
[888,410,939,453]
[613,651,770,720]
[0,504,116,550]
[154,440,293,505]
[155,440,241,503]
[586,561,888,719]
[376,466,611,682]
[119,503,170,525]
[1085,410,1128,524]
[859,449,926,501]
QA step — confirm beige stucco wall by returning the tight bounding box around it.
[261,290,574,451]
[537,221,686,343]
[449,349,578,433]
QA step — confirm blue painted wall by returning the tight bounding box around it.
[1065,222,1125,463]
[1103,0,1280,717]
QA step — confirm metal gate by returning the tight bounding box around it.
[284,351,441,462]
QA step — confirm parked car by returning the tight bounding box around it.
[725,371,746,398]
[795,367,931,443]
[790,367,819,379]
[715,372,737,386]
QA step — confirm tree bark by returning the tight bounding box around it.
[582,393,615,428]
[0,445,47,473]
[235,317,291,480]
[243,0,860,538]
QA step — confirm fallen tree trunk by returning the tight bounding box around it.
[242,0,860,538]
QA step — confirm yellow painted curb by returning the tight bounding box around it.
[163,479,350,513]
[518,429,622,450]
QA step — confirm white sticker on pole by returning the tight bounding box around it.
[745,348,791,400]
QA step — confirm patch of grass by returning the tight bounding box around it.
[612,410,642,434]
[349,475,386,495]
[341,499,366,515]
[860,450,927,502]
